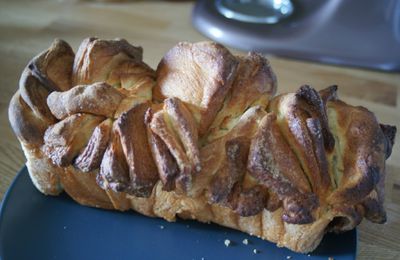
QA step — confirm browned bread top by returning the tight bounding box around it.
[8,38,396,234]
[72,37,143,86]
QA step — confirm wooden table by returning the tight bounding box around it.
[0,1,399,259]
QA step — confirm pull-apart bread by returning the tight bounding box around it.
[9,38,396,253]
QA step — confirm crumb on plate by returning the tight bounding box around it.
[224,239,231,247]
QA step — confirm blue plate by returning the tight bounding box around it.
[0,167,357,260]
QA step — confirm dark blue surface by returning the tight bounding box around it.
[0,167,357,260]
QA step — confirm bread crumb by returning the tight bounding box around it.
[286,256,292,259]
[159,225,164,229]
[253,249,258,254]
[307,254,311,257]
[224,239,231,247]
[242,239,249,245]
[328,258,334,260]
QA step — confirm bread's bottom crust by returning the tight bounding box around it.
[21,145,63,196]
[21,143,333,253]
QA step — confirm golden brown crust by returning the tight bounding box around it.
[10,39,75,148]
[43,113,104,166]
[149,110,193,192]
[9,92,51,147]
[73,37,143,85]
[209,137,249,205]
[8,38,397,254]
[74,119,113,172]
[296,85,335,151]
[60,167,114,209]
[247,113,317,224]
[107,60,156,117]
[198,106,267,198]
[147,128,178,191]
[25,38,74,92]
[47,82,125,119]
[114,96,149,119]
[107,60,155,96]
[20,144,63,195]
[305,118,330,196]
[327,101,388,205]
[265,191,282,212]
[248,113,311,193]
[98,123,130,193]
[164,97,201,173]
[233,185,267,217]
[19,70,57,122]
[319,85,338,104]
[116,102,159,197]
[145,108,178,191]
[207,52,277,141]
[269,92,331,196]
[154,41,239,135]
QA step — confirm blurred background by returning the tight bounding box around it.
[193,0,400,72]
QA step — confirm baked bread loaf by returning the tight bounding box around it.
[8,38,396,253]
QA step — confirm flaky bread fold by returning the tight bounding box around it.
[9,38,396,253]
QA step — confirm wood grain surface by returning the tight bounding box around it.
[0,1,399,259]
